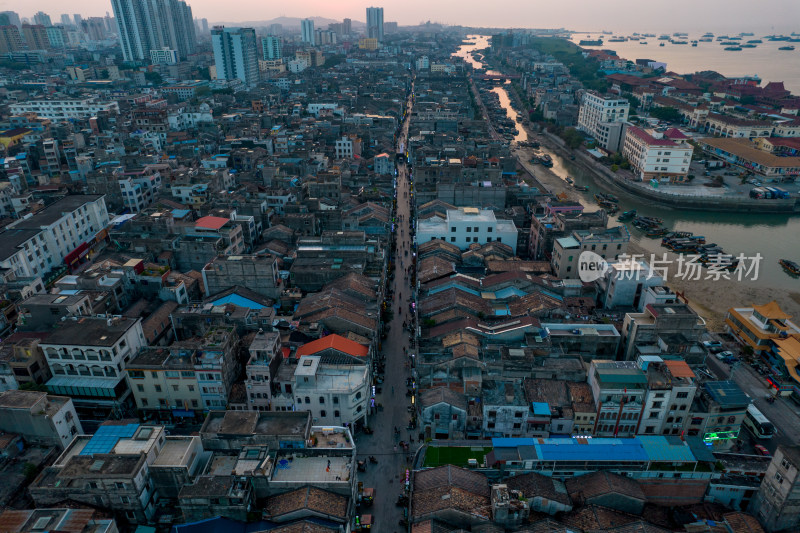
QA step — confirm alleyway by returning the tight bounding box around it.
[355,83,416,532]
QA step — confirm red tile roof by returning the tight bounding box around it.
[663,127,688,140]
[195,216,229,230]
[626,126,677,147]
[296,334,369,358]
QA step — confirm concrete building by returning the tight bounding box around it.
[622,303,708,363]
[419,387,467,440]
[366,7,384,41]
[300,19,314,45]
[528,208,607,260]
[110,0,196,61]
[334,134,362,159]
[0,195,109,280]
[22,24,51,50]
[588,360,646,437]
[201,254,280,299]
[16,293,92,330]
[417,208,519,254]
[726,301,800,355]
[374,153,394,175]
[639,358,697,437]
[40,316,146,419]
[243,330,281,411]
[596,259,667,310]
[211,26,258,87]
[0,335,52,388]
[688,381,750,451]
[750,445,800,532]
[9,97,119,121]
[261,35,281,60]
[0,390,82,449]
[0,24,24,53]
[150,47,179,64]
[577,92,630,151]
[126,337,236,419]
[550,226,630,279]
[622,126,694,183]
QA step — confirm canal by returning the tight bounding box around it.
[454,35,800,296]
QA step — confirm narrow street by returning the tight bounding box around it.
[355,83,416,533]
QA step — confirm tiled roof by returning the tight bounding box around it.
[505,472,572,506]
[195,216,230,230]
[296,334,368,358]
[565,471,646,502]
[264,486,348,521]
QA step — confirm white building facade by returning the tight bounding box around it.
[622,126,694,183]
[9,97,119,121]
[577,92,630,151]
[417,208,519,254]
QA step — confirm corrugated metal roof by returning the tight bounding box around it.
[80,423,140,455]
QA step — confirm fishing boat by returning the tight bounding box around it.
[574,185,589,192]
[780,259,800,276]
[646,227,670,238]
[659,43,665,47]
[539,154,553,167]
[725,46,743,51]
[779,46,796,51]
[566,177,574,185]
[605,193,619,203]
[618,209,637,221]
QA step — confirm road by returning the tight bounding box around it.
[706,354,800,455]
[354,82,416,533]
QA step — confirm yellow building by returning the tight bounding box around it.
[725,301,800,353]
[358,38,378,50]
[0,127,31,150]
[773,337,800,387]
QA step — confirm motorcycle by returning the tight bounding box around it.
[369,456,378,464]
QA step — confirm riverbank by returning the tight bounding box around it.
[627,242,800,331]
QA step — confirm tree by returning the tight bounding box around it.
[144,71,163,85]
[560,128,584,149]
[197,66,211,80]
[650,106,681,123]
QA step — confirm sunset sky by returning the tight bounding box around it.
[10,0,800,34]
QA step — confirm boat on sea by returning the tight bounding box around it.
[618,209,637,221]
[691,41,698,47]
[579,39,603,46]
[566,176,574,185]
[640,41,648,45]
[780,259,800,276]
[747,39,762,43]
[539,154,553,167]
[725,46,743,51]
[574,185,589,192]
[646,227,670,238]
[779,46,796,51]
[659,43,665,47]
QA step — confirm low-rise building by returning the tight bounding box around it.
[0,390,82,449]
[417,207,519,254]
[750,445,800,532]
[622,302,708,363]
[419,387,467,440]
[551,227,630,279]
[588,360,646,437]
[688,380,750,451]
[622,126,693,183]
[726,301,800,354]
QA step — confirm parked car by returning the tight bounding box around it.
[709,346,725,354]
[714,351,734,360]
[754,444,771,457]
[703,340,723,349]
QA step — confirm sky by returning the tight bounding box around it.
[10,0,800,34]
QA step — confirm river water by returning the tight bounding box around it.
[453,35,800,293]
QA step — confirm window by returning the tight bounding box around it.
[781,458,793,470]
[466,227,471,232]
[305,396,310,403]
[319,396,325,404]
[172,385,179,392]
[473,227,478,232]
[451,237,456,242]
[487,227,493,233]
[775,472,784,483]
[513,422,521,429]
[497,237,501,242]
[645,426,655,433]
[297,397,302,404]
[136,384,144,392]
[333,397,339,404]
[451,227,456,232]
[320,410,327,417]
[154,385,162,392]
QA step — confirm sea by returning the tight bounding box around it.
[569,33,800,94]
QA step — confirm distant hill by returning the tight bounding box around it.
[211,16,365,29]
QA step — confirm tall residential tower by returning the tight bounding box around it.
[211,26,258,86]
[366,7,384,41]
[110,0,196,62]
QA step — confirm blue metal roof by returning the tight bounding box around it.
[536,438,649,462]
[210,294,265,310]
[79,423,140,455]
[531,402,552,416]
[638,436,696,462]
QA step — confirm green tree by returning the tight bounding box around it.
[144,71,163,85]
[197,66,211,80]
[560,128,584,149]
[650,106,681,122]
[23,462,38,481]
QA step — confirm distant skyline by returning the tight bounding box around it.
[9,0,800,34]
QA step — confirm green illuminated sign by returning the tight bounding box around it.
[703,429,740,442]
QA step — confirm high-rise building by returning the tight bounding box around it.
[201,18,208,33]
[22,24,52,50]
[0,11,22,28]
[33,12,52,27]
[261,35,281,60]
[366,7,384,41]
[0,24,24,53]
[342,18,351,35]
[110,0,196,62]
[83,17,107,40]
[300,18,314,44]
[72,14,82,27]
[211,26,258,86]
[60,14,72,26]
[45,26,66,48]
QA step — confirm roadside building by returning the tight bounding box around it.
[622,126,693,183]
[750,445,800,532]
